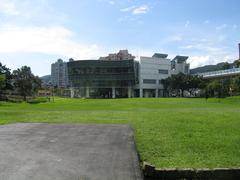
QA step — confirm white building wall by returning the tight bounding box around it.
[172,63,189,74]
[139,56,171,97]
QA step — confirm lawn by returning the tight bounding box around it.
[0,97,240,168]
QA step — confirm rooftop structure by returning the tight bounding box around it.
[172,55,189,63]
[99,50,135,61]
[152,53,168,59]
[171,55,190,74]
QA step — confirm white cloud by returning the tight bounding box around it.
[178,36,238,68]
[132,5,149,15]
[188,55,211,68]
[0,0,19,15]
[188,53,236,69]
[0,24,103,59]
[120,6,135,12]
[108,1,115,5]
[120,5,149,15]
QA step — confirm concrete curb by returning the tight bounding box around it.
[143,162,240,180]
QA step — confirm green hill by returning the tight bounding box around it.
[40,75,51,85]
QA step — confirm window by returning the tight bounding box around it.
[159,69,168,74]
[143,79,156,84]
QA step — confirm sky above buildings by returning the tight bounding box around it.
[0,0,239,76]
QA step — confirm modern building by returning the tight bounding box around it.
[137,54,189,98]
[51,59,69,87]
[53,51,189,98]
[171,56,190,75]
[67,59,138,98]
[99,50,135,61]
[137,53,171,98]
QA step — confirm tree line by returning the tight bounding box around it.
[161,73,240,98]
[0,62,42,101]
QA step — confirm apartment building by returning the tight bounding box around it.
[51,59,69,87]
[99,50,135,61]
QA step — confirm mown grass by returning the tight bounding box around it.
[0,97,240,168]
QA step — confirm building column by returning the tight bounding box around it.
[86,87,90,98]
[155,89,158,98]
[70,87,75,98]
[128,87,132,98]
[140,88,143,98]
[112,87,116,99]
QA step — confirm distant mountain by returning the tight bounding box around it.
[190,62,237,74]
[40,75,51,85]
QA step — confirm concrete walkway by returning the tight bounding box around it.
[0,123,142,180]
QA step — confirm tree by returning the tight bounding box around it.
[12,66,42,101]
[170,73,189,97]
[161,77,171,97]
[0,74,6,100]
[207,80,222,97]
[222,62,230,70]
[233,60,240,68]
[0,74,6,90]
[186,75,206,96]
[0,62,12,90]
[161,73,206,97]
[230,76,240,94]
[222,79,231,96]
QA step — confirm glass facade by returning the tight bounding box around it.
[68,60,138,88]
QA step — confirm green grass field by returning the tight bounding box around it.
[1,97,240,168]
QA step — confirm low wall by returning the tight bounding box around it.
[143,162,240,180]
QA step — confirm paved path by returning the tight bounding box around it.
[0,123,142,180]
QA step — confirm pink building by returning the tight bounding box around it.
[99,50,135,61]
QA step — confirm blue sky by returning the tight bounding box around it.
[0,0,240,76]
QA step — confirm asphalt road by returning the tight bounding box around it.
[0,123,142,180]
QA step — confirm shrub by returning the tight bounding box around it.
[7,98,23,103]
[27,97,49,104]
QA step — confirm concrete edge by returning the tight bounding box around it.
[143,162,240,180]
[129,126,144,180]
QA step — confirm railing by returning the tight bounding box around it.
[198,68,240,78]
